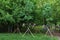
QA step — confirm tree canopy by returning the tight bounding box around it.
[0,0,60,32]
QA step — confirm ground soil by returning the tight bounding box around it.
[53,32,60,37]
[53,32,60,40]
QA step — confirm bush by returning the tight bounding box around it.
[32,26,47,33]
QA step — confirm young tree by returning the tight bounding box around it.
[0,0,35,32]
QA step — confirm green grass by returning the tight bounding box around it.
[0,33,58,40]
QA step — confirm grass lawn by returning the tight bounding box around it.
[0,33,57,40]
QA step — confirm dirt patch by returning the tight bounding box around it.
[53,32,60,37]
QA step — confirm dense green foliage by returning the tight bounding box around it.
[0,0,34,23]
[0,0,60,33]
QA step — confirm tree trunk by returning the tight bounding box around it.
[14,24,20,33]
